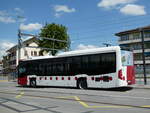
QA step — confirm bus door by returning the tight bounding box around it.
[121,50,135,85]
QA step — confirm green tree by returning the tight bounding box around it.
[39,23,70,56]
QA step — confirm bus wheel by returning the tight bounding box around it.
[77,78,87,89]
[30,78,36,88]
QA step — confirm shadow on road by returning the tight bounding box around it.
[88,87,133,92]
[17,85,133,92]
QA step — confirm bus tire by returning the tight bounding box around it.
[30,78,36,88]
[77,78,87,89]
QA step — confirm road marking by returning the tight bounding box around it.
[15,92,24,99]
[102,94,150,100]
[74,96,89,108]
[57,96,131,108]
[0,80,8,82]
[142,105,150,108]
[0,91,149,109]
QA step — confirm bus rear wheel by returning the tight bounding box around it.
[30,78,36,88]
[77,78,87,89]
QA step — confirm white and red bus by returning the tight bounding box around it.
[18,46,135,89]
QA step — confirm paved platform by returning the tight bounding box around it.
[131,84,150,89]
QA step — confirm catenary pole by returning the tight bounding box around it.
[140,28,147,85]
[17,29,21,66]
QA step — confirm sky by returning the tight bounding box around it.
[0,0,150,59]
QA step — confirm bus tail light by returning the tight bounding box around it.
[109,77,112,81]
[50,77,52,80]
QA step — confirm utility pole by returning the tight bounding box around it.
[140,28,147,85]
[19,32,69,53]
[17,29,21,66]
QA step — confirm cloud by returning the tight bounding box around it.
[120,4,146,15]
[76,44,98,50]
[54,5,76,17]
[0,10,8,16]
[97,0,147,16]
[0,8,25,24]
[0,41,15,60]
[20,23,42,31]
[14,8,24,14]
[55,12,63,18]
[0,16,16,23]
[0,10,16,23]
[54,5,76,13]
[98,0,136,8]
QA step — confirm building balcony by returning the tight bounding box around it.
[119,38,141,44]
[134,59,150,65]
[119,37,150,45]
[9,56,16,61]
[133,49,150,53]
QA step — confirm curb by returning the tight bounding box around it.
[131,85,150,90]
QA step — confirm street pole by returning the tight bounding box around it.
[19,32,69,55]
[140,29,147,85]
[17,29,21,66]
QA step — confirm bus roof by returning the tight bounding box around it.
[25,46,120,61]
[58,46,120,57]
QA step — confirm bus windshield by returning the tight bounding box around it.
[121,50,133,66]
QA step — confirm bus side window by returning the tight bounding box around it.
[47,64,51,75]
[65,57,72,75]
[56,63,63,74]
[89,54,100,75]
[72,56,82,74]
[82,55,89,74]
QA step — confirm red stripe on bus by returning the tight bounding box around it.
[91,77,95,80]
[68,77,71,80]
[40,77,42,80]
[75,77,78,80]
[50,77,52,80]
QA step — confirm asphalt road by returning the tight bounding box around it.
[0,81,150,113]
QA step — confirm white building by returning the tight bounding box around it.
[3,37,41,77]
[115,25,150,75]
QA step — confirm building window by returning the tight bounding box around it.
[132,43,142,50]
[24,50,28,56]
[145,52,150,60]
[34,51,37,56]
[120,35,129,41]
[132,33,140,39]
[144,30,150,38]
[134,54,142,61]
[26,44,29,47]
[31,51,33,56]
